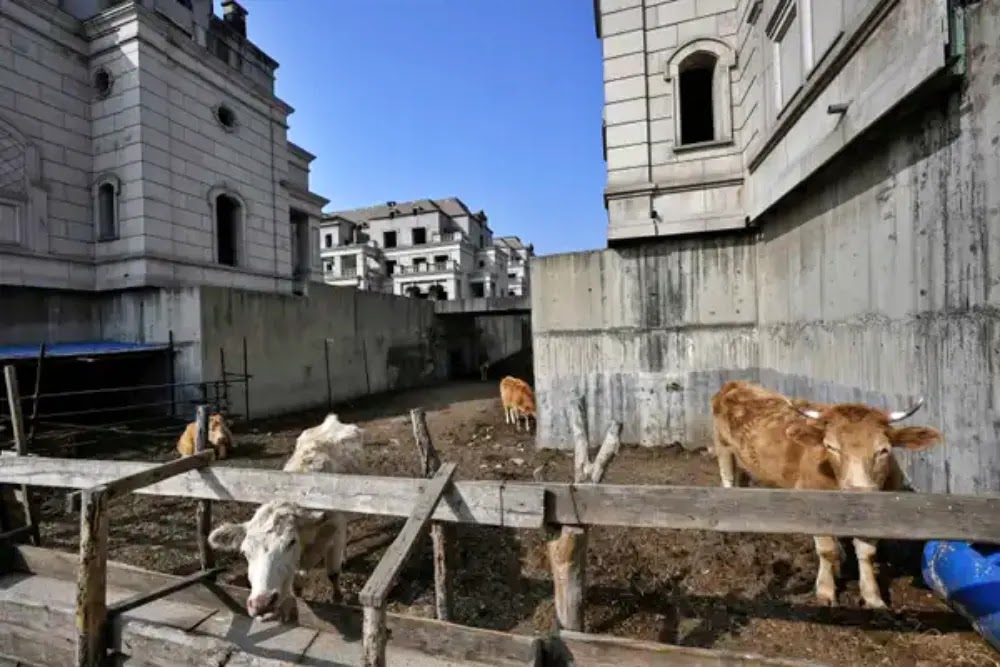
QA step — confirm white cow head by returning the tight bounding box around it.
[208,500,324,619]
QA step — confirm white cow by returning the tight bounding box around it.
[208,413,364,622]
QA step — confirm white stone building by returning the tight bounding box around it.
[0,0,327,295]
[321,198,530,300]
[494,236,534,297]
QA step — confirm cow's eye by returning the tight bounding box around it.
[287,538,297,550]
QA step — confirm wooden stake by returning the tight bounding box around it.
[362,606,387,667]
[410,408,452,621]
[194,406,214,570]
[3,365,39,546]
[75,487,109,667]
[546,396,621,632]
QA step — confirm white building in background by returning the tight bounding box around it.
[321,198,533,300]
[494,236,534,297]
[0,0,327,295]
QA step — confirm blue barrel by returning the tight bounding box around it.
[922,540,1000,651]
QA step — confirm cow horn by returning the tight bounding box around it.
[887,397,924,423]
[787,398,822,420]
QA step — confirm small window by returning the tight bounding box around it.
[478,259,485,268]
[508,273,516,280]
[96,182,117,240]
[324,233,333,248]
[386,260,396,275]
[412,227,426,245]
[383,231,397,248]
[678,53,716,145]
[93,67,113,99]
[324,261,333,273]
[214,103,237,131]
[215,193,241,266]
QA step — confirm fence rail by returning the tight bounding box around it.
[1,454,998,542]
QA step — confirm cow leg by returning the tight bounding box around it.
[714,433,738,488]
[813,535,841,605]
[853,537,887,609]
[504,406,511,424]
[513,409,521,432]
[325,518,348,602]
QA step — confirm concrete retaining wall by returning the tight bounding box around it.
[532,6,1000,494]
[198,283,444,417]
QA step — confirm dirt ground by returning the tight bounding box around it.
[32,381,999,667]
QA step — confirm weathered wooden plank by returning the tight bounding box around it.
[360,463,458,608]
[75,488,109,667]
[7,546,544,666]
[108,567,225,618]
[65,452,216,513]
[410,407,453,622]
[3,366,39,546]
[548,630,827,667]
[193,406,214,571]
[0,456,544,529]
[362,605,388,667]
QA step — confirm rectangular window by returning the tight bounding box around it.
[772,1,802,110]
[386,260,396,275]
[383,231,397,248]
[324,233,333,248]
[810,0,843,70]
[412,227,426,245]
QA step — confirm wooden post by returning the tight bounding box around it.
[410,408,452,621]
[4,365,39,546]
[75,487,109,667]
[360,463,457,667]
[27,342,45,448]
[546,396,621,632]
[194,406,214,570]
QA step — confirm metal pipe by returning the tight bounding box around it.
[242,336,250,420]
[27,343,45,449]
[168,330,176,418]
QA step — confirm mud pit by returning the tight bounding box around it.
[35,382,997,666]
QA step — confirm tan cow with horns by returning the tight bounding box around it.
[710,380,943,609]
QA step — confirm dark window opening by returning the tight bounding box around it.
[679,53,716,145]
[324,233,333,248]
[93,68,113,99]
[383,231,397,248]
[386,260,396,275]
[214,103,237,130]
[508,273,516,280]
[97,182,116,241]
[412,227,426,245]
[290,209,310,284]
[413,258,427,271]
[215,194,240,267]
[471,282,485,298]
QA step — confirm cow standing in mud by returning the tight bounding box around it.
[208,413,364,622]
[710,381,944,609]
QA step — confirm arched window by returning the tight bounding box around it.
[208,187,246,268]
[92,174,121,242]
[665,39,736,149]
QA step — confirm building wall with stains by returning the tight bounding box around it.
[539,2,1000,494]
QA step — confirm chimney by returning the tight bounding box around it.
[221,0,248,37]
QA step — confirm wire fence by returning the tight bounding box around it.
[0,337,252,457]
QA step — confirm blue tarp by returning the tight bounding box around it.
[0,341,170,361]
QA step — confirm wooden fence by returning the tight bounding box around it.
[1,372,1000,665]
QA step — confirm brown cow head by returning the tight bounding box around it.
[792,398,942,491]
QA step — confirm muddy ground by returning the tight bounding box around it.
[31,382,999,666]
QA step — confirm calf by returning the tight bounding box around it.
[710,380,943,609]
[208,413,364,622]
[176,412,233,459]
[499,375,536,432]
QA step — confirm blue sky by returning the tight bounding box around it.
[214,1,607,256]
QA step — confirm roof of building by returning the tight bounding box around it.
[495,236,534,254]
[324,198,482,225]
[0,341,171,362]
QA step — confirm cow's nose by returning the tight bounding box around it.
[247,591,278,616]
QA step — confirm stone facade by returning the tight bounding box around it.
[595,0,956,242]
[321,198,533,300]
[0,0,327,294]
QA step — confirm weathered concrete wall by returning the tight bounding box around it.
[536,2,1000,495]
[532,240,758,450]
[440,312,533,381]
[0,287,100,345]
[198,283,444,417]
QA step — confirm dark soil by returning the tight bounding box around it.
[32,381,999,667]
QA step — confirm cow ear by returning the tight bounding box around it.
[889,426,943,451]
[208,522,246,551]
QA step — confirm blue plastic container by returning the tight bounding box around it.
[922,540,1000,652]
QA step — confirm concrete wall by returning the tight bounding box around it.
[532,239,758,451]
[536,3,999,495]
[198,283,445,417]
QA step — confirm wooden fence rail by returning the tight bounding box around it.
[3,454,1000,543]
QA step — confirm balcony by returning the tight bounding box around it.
[397,260,459,275]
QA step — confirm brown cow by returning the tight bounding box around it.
[710,380,943,609]
[176,412,234,459]
[499,376,536,433]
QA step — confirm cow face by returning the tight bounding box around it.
[795,399,942,491]
[208,501,322,619]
